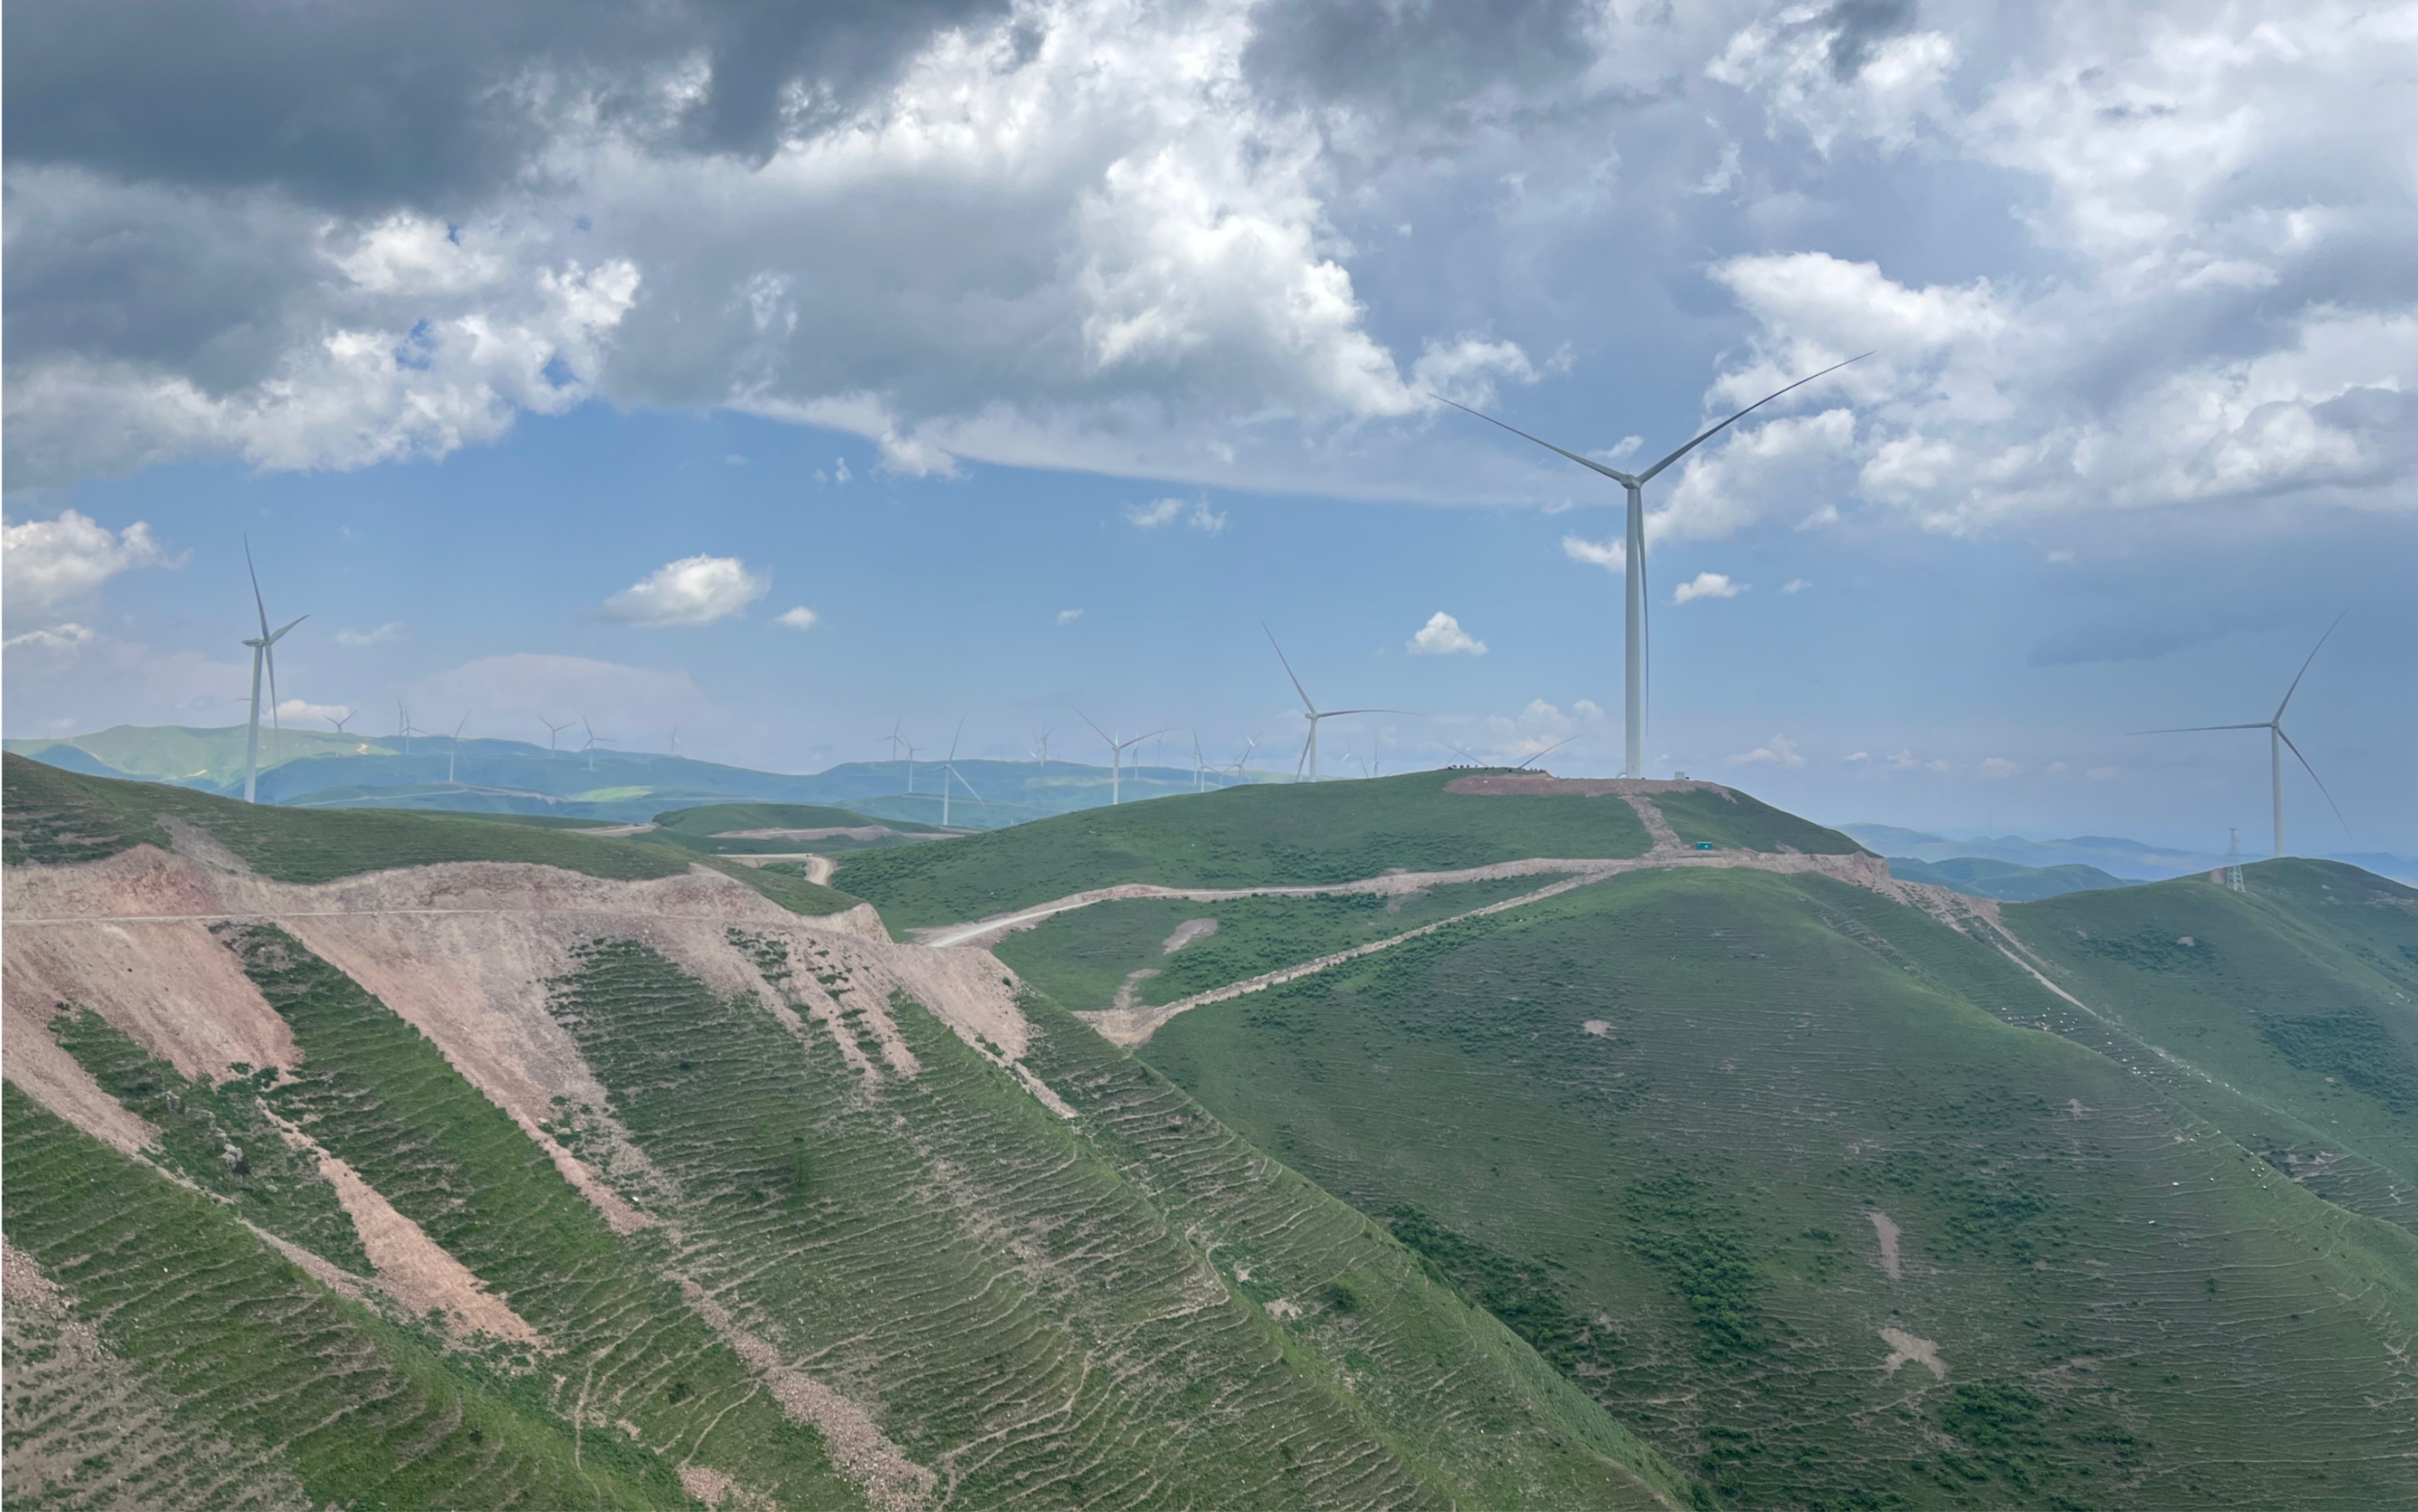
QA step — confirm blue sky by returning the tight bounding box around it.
[5,0,2414,852]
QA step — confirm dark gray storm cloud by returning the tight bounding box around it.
[2,0,1015,211]
[1244,0,1601,121]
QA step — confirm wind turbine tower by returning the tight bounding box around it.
[239,543,308,805]
[1263,626,1410,782]
[1436,354,1867,778]
[2225,828,2247,893]
[1077,712,1170,805]
[2133,614,2349,858]
[446,714,471,785]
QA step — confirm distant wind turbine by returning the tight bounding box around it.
[2132,614,2350,858]
[446,714,471,785]
[397,700,423,755]
[1264,625,1410,783]
[1228,735,1259,778]
[939,717,984,827]
[239,542,308,805]
[1076,711,1170,805]
[1030,727,1053,769]
[1435,353,1869,778]
[580,717,616,773]
[540,717,572,754]
[1191,731,1207,793]
[326,710,354,736]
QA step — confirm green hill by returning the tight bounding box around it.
[2,758,1689,1508]
[12,758,2413,1509]
[835,770,1670,932]
[1885,853,2129,901]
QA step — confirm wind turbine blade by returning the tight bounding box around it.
[2274,609,2348,721]
[245,538,271,637]
[949,714,967,762]
[2275,727,2352,836]
[2127,723,2270,735]
[1294,731,1312,779]
[1635,353,1872,485]
[1429,396,1637,485]
[268,614,308,643]
[1262,623,1319,714]
[954,767,985,803]
[1320,708,1418,718]
[1515,736,1573,770]
[1075,708,1114,745]
[265,641,282,731]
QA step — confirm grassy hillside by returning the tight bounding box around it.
[1886,854,2129,901]
[837,770,1656,931]
[2004,861,2418,1229]
[1123,865,2418,1508]
[5,724,396,787]
[1650,788,1865,855]
[995,876,1551,1014]
[642,801,945,854]
[2,754,867,916]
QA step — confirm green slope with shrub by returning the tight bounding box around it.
[1121,862,2418,1509]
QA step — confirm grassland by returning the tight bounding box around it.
[645,802,944,852]
[1649,788,1865,855]
[837,770,1654,931]
[2004,860,2418,1230]
[1131,865,2418,1508]
[994,876,1549,1014]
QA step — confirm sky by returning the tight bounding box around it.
[5,0,2414,852]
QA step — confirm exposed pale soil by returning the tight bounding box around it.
[267,1114,539,1343]
[1866,1210,1905,1282]
[679,1279,937,1511]
[1879,1327,1946,1381]
[5,845,1059,1213]
[1162,917,1221,953]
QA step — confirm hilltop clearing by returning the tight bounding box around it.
[2,761,1690,1508]
[835,771,1850,933]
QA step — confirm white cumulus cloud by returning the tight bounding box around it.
[773,606,819,631]
[1056,608,1084,625]
[600,555,768,626]
[1562,535,1625,572]
[2,511,173,623]
[1407,611,1487,656]
[1673,572,1744,605]
[1726,734,1807,768]
[336,621,407,647]
[275,698,354,726]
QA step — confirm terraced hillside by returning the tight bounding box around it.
[2,760,1688,1509]
[869,776,2418,1508]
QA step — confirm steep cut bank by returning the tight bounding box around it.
[3,762,1690,1508]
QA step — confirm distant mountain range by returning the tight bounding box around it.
[2,724,1264,827]
[1839,822,2418,887]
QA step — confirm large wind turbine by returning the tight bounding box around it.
[1264,626,1410,783]
[1076,711,1170,805]
[2133,615,2349,859]
[540,717,573,754]
[580,717,616,772]
[1436,354,1868,778]
[240,544,308,805]
[445,714,471,785]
